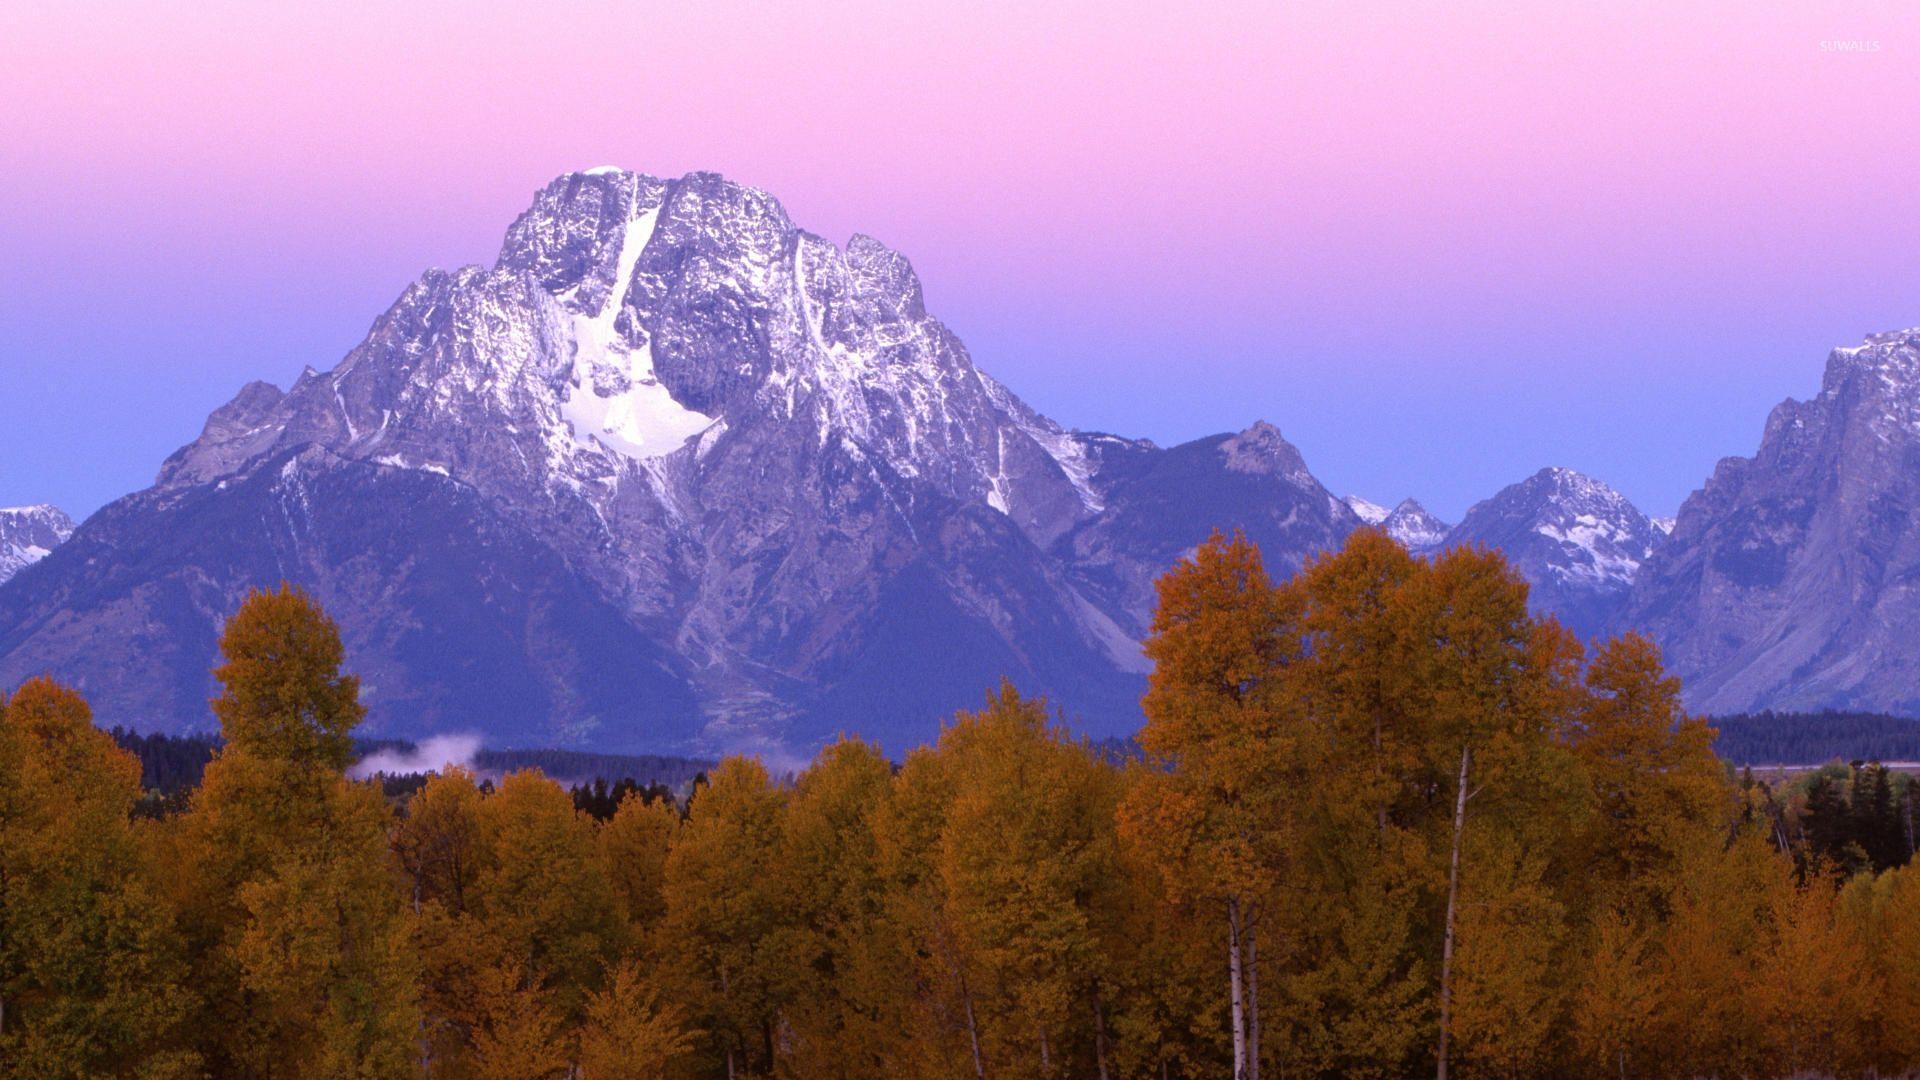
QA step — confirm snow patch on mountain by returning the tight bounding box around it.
[1536,512,1645,587]
[1446,467,1660,637]
[559,205,715,459]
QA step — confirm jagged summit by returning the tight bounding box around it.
[1219,421,1318,486]
[1381,498,1450,551]
[10,169,1915,735]
[0,167,1357,753]
[1344,495,1450,552]
[1620,327,1920,715]
[0,505,74,586]
[1448,466,1661,638]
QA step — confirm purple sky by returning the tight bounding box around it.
[3,2,1918,521]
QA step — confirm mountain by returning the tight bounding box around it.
[1446,467,1663,639]
[0,506,73,585]
[1620,329,1920,715]
[1385,499,1450,551]
[1061,422,1361,640]
[0,168,1356,754]
[1345,496,1450,552]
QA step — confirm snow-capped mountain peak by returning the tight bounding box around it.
[1343,495,1450,551]
[1446,467,1661,637]
[1382,498,1451,551]
[15,167,1366,752]
[0,505,74,585]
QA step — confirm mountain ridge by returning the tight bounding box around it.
[5,167,1917,744]
[1618,327,1920,716]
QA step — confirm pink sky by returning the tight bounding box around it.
[3,1,1918,518]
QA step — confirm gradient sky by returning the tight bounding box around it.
[3,1,1918,522]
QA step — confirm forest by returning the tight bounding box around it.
[1710,710,1920,766]
[5,528,1920,1079]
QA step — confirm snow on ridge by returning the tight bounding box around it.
[1345,495,1390,524]
[1027,424,1104,512]
[973,372,1105,513]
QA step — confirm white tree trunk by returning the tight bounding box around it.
[1246,910,1262,1080]
[1437,744,1471,1080]
[966,989,987,1080]
[1229,898,1248,1080]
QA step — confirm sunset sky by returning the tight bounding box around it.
[3,1,1917,519]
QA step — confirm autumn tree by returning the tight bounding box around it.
[0,678,196,1078]
[934,684,1125,1077]
[172,584,418,1076]
[773,737,909,1077]
[660,755,789,1078]
[1565,632,1728,916]
[1119,530,1301,1080]
[598,786,681,946]
[470,769,626,1017]
[576,959,698,1078]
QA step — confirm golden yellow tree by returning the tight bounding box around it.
[468,961,572,1080]
[660,756,788,1078]
[597,788,680,946]
[173,585,418,1077]
[1567,910,1656,1079]
[772,736,908,1078]
[934,683,1125,1078]
[1842,863,1920,1069]
[576,959,698,1079]
[1566,632,1728,915]
[470,769,626,1019]
[397,767,491,1072]
[0,678,197,1079]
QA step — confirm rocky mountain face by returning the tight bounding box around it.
[0,169,1358,754]
[1445,468,1664,639]
[1620,329,1920,716]
[0,506,73,586]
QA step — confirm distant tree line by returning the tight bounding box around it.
[107,726,712,814]
[9,536,1920,1077]
[477,747,713,789]
[1711,708,1920,764]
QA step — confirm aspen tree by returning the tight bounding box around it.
[1120,531,1301,1080]
[174,585,418,1077]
